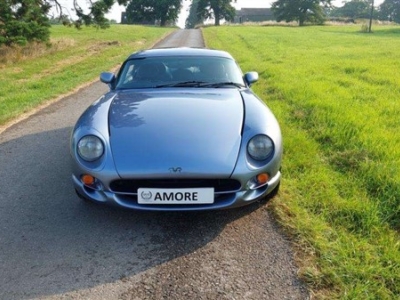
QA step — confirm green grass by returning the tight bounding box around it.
[2,23,399,299]
[203,25,400,299]
[0,25,174,125]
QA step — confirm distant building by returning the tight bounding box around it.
[233,8,275,23]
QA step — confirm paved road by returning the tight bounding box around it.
[153,29,205,48]
[0,29,308,299]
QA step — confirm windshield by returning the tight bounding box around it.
[115,56,246,89]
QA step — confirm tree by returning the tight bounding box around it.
[0,0,51,46]
[368,0,374,32]
[125,0,181,26]
[186,0,203,28]
[330,0,370,19]
[1,0,183,47]
[378,0,400,22]
[0,0,123,46]
[48,0,134,29]
[196,0,236,26]
[271,0,332,26]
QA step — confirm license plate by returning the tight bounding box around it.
[138,188,214,204]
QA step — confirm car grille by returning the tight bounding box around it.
[109,178,242,194]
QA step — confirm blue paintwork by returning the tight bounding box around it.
[70,48,282,211]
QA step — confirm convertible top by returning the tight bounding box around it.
[127,47,234,60]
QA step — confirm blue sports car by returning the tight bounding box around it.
[70,47,282,210]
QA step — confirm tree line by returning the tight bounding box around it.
[330,0,399,22]
[1,0,399,47]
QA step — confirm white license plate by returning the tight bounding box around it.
[138,188,214,204]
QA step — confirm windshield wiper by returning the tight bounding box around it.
[199,82,246,88]
[155,81,208,88]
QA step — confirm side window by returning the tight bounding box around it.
[225,61,244,84]
[122,64,135,85]
[116,61,137,88]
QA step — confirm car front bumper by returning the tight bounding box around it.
[72,171,281,211]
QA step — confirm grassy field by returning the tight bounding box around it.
[2,23,399,299]
[203,25,400,299]
[0,25,174,125]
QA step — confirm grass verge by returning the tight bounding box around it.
[203,25,400,299]
[0,25,174,126]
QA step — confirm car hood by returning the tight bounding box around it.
[109,89,244,178]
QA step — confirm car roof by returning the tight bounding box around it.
[126,47,234,60]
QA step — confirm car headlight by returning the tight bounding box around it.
[247,135,274,161]
[77,135,104,162]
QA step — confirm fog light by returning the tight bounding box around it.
[81,174,95,186]
[257,173,269,185]
[247,173,270,190]
[81,174,104,191]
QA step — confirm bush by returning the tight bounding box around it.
[0,0,51,46]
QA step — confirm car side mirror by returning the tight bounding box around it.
[100,72,116,90]
[244,72,259,87]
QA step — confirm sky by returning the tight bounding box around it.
[106,0,329,26]
[104,0,275,23]
[53,0,383,28]
[106,0,325,26]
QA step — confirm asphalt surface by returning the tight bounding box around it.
[0,29,309,299]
